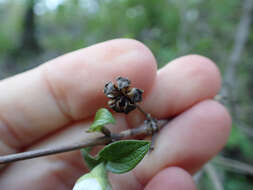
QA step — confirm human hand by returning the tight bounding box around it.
[0,39,231,190]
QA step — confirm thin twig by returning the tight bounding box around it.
[193,168,204,185]
[221,0,253,101]
[135,104,152,119]
[214,156,253,176]
[204,163,224,190]
[0,120,169,165]
[0,137,110,164]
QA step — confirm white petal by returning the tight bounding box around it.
[73,178,102,190]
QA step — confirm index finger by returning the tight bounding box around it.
[0,39,157,154]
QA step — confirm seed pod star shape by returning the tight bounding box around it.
[103,77,143,114]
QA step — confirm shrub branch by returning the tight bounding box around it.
[0,119,169,164]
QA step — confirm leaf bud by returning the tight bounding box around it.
[73,163,112,190]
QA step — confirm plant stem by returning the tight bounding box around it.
[0,119,169,165]
[0,137,110,164]
[135,104,152,119]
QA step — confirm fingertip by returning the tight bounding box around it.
[144,54,221,117]
[114,38,158,93]
[181,54,222,94]
[168,54,222,104]
[197,100,232,150]
[172,99,231,173]
[187,54,220,79]
[144,167,197,190]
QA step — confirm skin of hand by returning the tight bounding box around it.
[0,39,231,190]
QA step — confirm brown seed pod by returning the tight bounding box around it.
[108,96,136,114]
[116,77,130,90]
[104,82,119,99]
[127,88,143,103]
[104,77,143,114]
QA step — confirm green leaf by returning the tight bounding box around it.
[99,140,150,174]
[87,108,115,133]
[81,148,102,170]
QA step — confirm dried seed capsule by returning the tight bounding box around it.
[115,96,129,113]
[108,96,136,114]
[108,97,124,113]
[104,82,119,99]
[123,102,136,114]
[108,99,119,112]
[116,77,130,90]
[127,88,143,103]
[104,77,143,114]
[108,99,116,107]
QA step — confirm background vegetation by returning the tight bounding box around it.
[0,0,253,189]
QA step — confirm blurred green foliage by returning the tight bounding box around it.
[227,125,253,161]
[0,0,253,189]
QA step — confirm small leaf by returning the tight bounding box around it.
[81,148,101,170]
[87,108,115,133]
[99,140,150,174]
